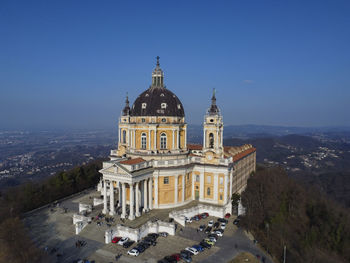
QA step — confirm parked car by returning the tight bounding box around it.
[198,225,205,231]
[224,213,231,219]
[135,245,145,253]
[205,227,212,234]
[171,253,181,261]
[117,237,129,245]
[200,213,208,219]
[207,235,217,242]
[123,241,134,248]
[180,252,192,262]
[139,242,150,249]
[217,218,228,223]
[214,230,223,237]
[142,238,157,246]
[148,233,159,239]
[111,236,122,243]
[208,220,214,227]
[145,235,157,242]
[200,241,212,249]
[233,219,240,225]
[159,232,169,237]
[203,238,215,246]
[163,256,177,263]
[214,222,220,228]
[185,247,199,255]
[221,222,226,230]
[192,244,204,252]
[185,217,192,223]
[180,250,193,258]
[127,248,139,256]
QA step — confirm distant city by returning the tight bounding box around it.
[1,125,350,194]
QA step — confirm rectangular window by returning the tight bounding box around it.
[141,136,147,149]
[207,175,211,183]
[196,175,200,182]
[163,177,169,184]
[220,177,224,185]
[187,174,189,180]
[220,195,223,200]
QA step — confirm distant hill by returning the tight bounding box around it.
[187,124,350,141]
[224,134,350,208]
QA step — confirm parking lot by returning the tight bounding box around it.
[24,190,273,263]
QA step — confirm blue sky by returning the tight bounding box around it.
[1,0,349,130]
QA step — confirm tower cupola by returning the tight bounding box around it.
[203,89,224,157]
[151,56,164,88]
[208,89,220,115]
[122,93,130,116]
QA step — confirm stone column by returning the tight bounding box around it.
[224,174,228,204]
[184,127,187,149]
[154,175,158,208]
[203,129,206,148]
[216,130,219,150]
[133,130,136,149]
[177,128,180,149]
[221,128,223,148]
[129,183,135,220]
[192,173,195,200]
[109,181,115,216]
[121,183,126,218]
[135,182,140,217]
[214,174,218,201]
[154,128,157,150]
[118,183,122,207]
[229,170,233,199]
[102,179,108,214]
[148,178,153,210]
[148,130,151,150]
[172,129,175,150]
[200,173,204,199]
[143,179,148,212]
[174,175,178,204]
[182,174,185,202]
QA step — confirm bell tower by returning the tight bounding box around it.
[203,89,224,158]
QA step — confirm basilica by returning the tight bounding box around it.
[99,58,256,220]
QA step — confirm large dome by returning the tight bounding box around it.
[131,86,185,117]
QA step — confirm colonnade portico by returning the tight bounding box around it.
[102,176,153,220]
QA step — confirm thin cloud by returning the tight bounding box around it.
[242,80,254,84]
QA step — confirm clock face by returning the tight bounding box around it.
[207,154,213,160]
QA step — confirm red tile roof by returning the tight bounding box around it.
[187,144,203,150]
[232,147,256,162]
[120,158,146,165]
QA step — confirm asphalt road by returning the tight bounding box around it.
[201,228,274,263]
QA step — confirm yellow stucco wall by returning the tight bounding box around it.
[158,175,175,204]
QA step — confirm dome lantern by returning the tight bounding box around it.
[151,56,164,88]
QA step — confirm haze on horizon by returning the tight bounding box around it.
[1,0,350,130]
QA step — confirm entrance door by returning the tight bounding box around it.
[195,190,199,200]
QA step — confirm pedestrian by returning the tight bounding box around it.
[234,244,238,249]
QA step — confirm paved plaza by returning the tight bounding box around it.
[24,189,274,263]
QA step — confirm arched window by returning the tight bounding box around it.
[122,130,126,144]
[141,133,147,149]
[160,133,167,149]
[207,187,211,196]
[209,133,214,148]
